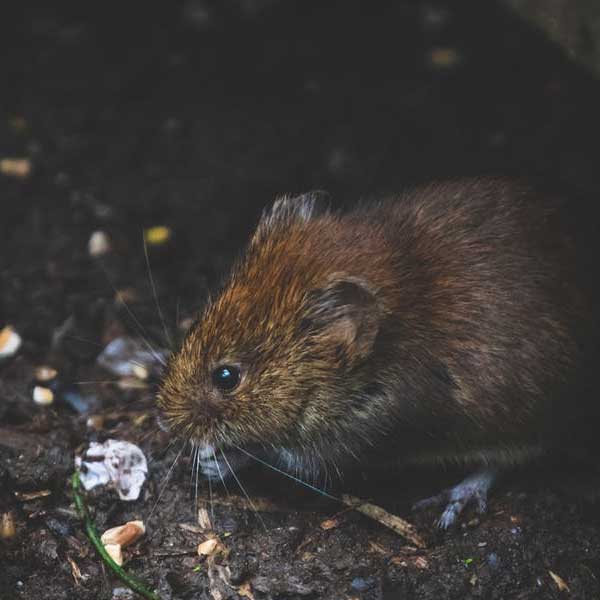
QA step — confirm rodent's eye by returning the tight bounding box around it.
[211,365,241,392]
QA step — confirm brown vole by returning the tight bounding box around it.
[157,178,599,526]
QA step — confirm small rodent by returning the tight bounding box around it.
[157,178,599,526]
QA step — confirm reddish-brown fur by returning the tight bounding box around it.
[157,178,599,475]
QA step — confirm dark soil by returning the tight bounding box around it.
[1,1,600,599]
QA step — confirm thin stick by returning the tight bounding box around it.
[341,494,426,548]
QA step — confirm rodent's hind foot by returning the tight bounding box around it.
[412,468,497,529]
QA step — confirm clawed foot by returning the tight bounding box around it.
[412,469,497,529]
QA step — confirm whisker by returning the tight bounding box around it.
[220,449,267,532]
[211,448,230,497]
[233,445,339,501]
[142,231,174,349]
[97,260,167,367]
[147,442,185,522]
[208,474,215,524]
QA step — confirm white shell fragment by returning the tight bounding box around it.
[97,336,168,380]
[0,326,22,359]
[104,543,123,566]
[101,520,145,548]
[88,230,111,257]
[32,386,54,406]
[75,439,148,501]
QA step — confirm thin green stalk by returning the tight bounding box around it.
[71,471,160,600]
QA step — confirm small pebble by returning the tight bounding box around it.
[34,366,58,382]
[487,553,500,570]
[0,157,31,178]
[88,230,111,257]
[0,326,22,358]
[351,577,375,592]
[144,226,171,246]
[33,386,54,406]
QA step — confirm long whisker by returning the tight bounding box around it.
[211,448,230,497]
[147,442,185,522]
[142,231,174,349]
[233,445,339,501]
[208,474,215,524]
[220,449,267,532]
[97,260,167,367]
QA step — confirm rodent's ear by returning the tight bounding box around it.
[254,191,330,239]
[306,276,379,364]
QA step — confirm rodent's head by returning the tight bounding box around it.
[157,194,390,457]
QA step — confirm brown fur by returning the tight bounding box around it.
[157,178,599,474]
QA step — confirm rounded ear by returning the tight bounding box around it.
[253,191,330,243]
[305,276,379,363]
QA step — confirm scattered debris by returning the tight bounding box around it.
[34,365,58,382]
[86,415,104,431]
[0,157,31,178]
[0,325,22,359]
[67,556,85,585]
[32,385,54,406]
[97,336,167,379]
[14,489,51,501]
[428,47,461,68]
[88,230,111,257]
[198,538,219,556]
[198,506,213,530]
[144,226,171,246]
[320,518,339,531]
[75,439,148,501]
[342,495,426,548]
[105,543,124,566]
[0,511,16,538]
[549,570,570,592]
[101,520,145,548]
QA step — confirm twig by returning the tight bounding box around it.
[341,494,426,548]
[71,471,160,600]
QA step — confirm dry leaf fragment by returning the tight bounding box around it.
[101,520,145,547]
[0,158,31,178]
[197,507,213,530]
[549,570,570,592]
[105,543,123,566]
[198,538,219,556]
[320,518,339,530]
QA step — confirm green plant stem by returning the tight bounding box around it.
[71,471,160,600]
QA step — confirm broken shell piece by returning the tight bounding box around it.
[197,538,218,556]
[101,520,145,548]
[0,326,22,359]
[144,226,171,246]
[88,230,111,257]
[76,439,148,501]
[97,336,168,379]
[34,365,58,382]
[0,158,31,178]
[104,543,123,566]
[33,386,54,406]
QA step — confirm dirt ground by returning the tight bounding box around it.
[2,1,600,599]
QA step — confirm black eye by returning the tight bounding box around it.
[211,365,241,392]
